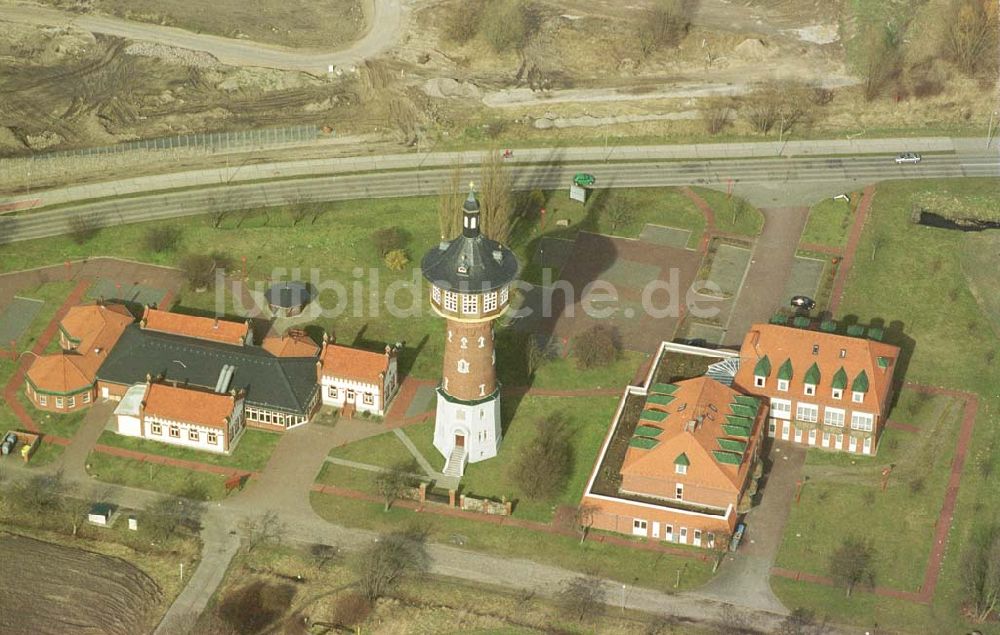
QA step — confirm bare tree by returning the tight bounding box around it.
[556,576,606,623]
[777,607,819,635]
[729,196,749,227]
[438,159,464,240]
[309,543,341,570]
[355,529,429,604]
[739,80,811,136]
[479,149,514,244]
[860,26,902,101]
[509,415,572,499]
[828,536,876,597]
[65,494,92,537]
[870,230,889,262]
[606,196,635,232]
[9,470,66,516]
[238,510,285,553]
[962,524,1000,622]
[701,97,732,134]
[636,0,691,57]
[373,461,419,512]
[573,503,598,545]
[143,495,203,542]
[943,0,998,76]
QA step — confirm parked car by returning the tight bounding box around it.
[573,173,596,187]
[894,152,922,164]
[790,295,816,311]
[730,522,746,552]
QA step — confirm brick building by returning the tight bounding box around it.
[582,344,766,548]
[24,302,133,412]
[733,323,899,454]
[113,380,246,454]
[318,337,399,417]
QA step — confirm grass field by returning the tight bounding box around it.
[310,491,713,593]
[328,429,415,469]
[800,195,857,247]
[771,178,1000,632]
[94,428,280,472]
[774,388,962,592]
[690,187,764,236]
[85,450,230,500]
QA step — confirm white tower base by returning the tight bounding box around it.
[433,388,502,475]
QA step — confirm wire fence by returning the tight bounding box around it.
[21,125,321,161]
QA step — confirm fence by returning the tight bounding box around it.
[16,125,321,161]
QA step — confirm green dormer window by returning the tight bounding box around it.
[804,362,820,396]
[877,356,890,369]
[852,370,869,393]
[777,359,793,381]
[831,367,848,390]
[675,453,690,475]
[754,355,771,377]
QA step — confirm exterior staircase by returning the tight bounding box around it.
[443,446,467,478]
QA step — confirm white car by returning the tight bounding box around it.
[895,152,922,164]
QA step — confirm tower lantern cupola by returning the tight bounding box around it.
[462,183,481,238]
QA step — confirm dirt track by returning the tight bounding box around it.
[0,532,163,635]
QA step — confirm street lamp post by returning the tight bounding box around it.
[987,111,999,149]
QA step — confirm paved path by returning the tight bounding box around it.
[829,184,876,315]
[0,0,409,73]
[695,442,805,612]
[57,401,114,479]
[722,206,811,345]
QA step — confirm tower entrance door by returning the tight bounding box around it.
[455,433,465,448]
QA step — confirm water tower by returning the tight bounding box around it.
[421,186,519,475]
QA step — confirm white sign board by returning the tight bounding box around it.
[569,184,588,203]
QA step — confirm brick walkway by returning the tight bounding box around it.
[770,382,980,605]
[679,186,717,254]
[828,184,875,314]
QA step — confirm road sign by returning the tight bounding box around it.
[570,184,587,203]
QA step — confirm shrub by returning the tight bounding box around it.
[481,0,537,52]
[218,581,295,633]
[331,591,372,627]
[143,225,181,253]
[371,226,407,257]
[509,415,572,499]
[384,249,410,271]
[443,0,485,44]
[180,251,232,290]
[636,0,691,57]
[572,324,620,369]
[68,214,100,244]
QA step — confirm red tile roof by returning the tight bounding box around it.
[732,324,899,416]
[26,354,93,394]
[140,307,249,346]
[621,377,762,494]
[262,331,320,358]
[142,382,239,429]
[319,343,391,385]
[61,303,133,352]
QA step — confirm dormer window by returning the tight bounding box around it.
[852,391,864,403]
[804,384,815,396]
[777,379,789,392]
[832,388,843,399]
[754,375,765,388]
[753,355,771,388]
[803,363,820,398]
[839,349,847,358]
[812,344,819,355]
[776,359,793,392]
[674,453,689,475]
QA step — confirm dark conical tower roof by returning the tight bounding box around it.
[421,186,518,292]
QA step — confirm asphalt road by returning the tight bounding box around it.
[0,0,406,73]
[1,152,996,245]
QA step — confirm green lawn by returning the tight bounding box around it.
[328,429,416,469]
[85,450,229,500]
[800,196,856,248]
[25,440,65,467]
[321,394,621,523]
[315,461,384,492]
[459,395,620,522]
[527,349,647,391]
[310,491,713,593]
[772,178,1000,632]
[21,395,88,439]
[774,388,962,592]
[94,428,280,472]
[689,187,764,236]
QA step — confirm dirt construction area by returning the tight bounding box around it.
[0,532,163,635]
[0,0,995,193]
